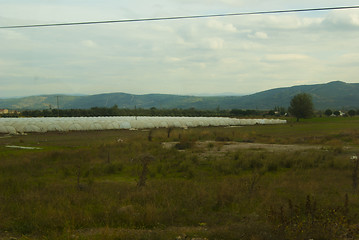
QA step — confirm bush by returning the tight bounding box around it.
[266,162,278,172]
[174,140,194,150]
[215,136,231,142]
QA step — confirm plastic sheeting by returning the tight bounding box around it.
[0,117,287,134]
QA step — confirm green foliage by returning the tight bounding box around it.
[334,110,341,116]
[229,109,258,116]
[288,93,314,121]
[20,106,266,117]
[325,109,333,116]
[348,109,356,117]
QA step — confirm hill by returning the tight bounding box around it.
[233,81,359,110]
[1,81,358,110]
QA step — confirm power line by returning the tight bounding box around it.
[1,5,359,29]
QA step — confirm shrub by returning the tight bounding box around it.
[266,161,278,172]
[215,136,231,142]
[268,196,355,240]
[174,140,194,150]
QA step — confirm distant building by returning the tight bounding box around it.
[0,109,20,115]
[0,109,9,114]
[330,110,346,117]
[339,111,346,117]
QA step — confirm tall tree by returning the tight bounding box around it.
[288,93,314,122]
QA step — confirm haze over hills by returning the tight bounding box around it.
[1,81,358,111]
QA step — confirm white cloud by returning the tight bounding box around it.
[249,31,268,39]
[264,54,310,62]
[323,10,359,28]
[82,40,97,48]
[207,20,237,32]
[0,29,28,41]
[165,57,182,62]
[255,15,324,30]
[339,53,359,62]
[206,38,224,50]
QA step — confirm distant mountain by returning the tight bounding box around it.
[232,81,359,110]
[1,81,358,110]
[0,95,81,110]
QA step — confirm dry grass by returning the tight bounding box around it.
[0,117,359,239]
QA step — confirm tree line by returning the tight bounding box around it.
[16,105,267,118]
[287,93,358,121]
[3,93,358,119]
[324,109,358,117]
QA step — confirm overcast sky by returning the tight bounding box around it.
[1,0,359,98]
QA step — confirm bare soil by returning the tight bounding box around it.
[162,141,325,152]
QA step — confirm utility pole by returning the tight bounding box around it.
[56,96,60,117]
[135,105,137,120]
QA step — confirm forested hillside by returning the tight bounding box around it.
[1,81,358,110]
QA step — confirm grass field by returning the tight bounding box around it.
[1,116,359,239]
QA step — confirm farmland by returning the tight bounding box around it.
[0,116,359,239]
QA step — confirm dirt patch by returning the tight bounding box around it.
[162,142,179,149]
[163,141,324,152]
[204,141,324,152]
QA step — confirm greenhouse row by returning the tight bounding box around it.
[0,117,286,134]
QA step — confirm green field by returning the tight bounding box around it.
[1,117,359,239]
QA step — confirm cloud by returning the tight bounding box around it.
[249,31,268,39]
[339,53,359,62]
[207,20,237,32]
[0,29,28,41]
[82,40,97,48]
[259,15,323,30]
[1,1,359,97]
[264,54,310,62]
[165,57,182,63]
[323,10,359,28]
[206,38,224,50]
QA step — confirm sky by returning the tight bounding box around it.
[1,0,359,98]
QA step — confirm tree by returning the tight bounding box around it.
[288,93,314,122]
[324,109,332,116]
[348,109,356,117]
[268,110,276,116]
[333,110,340,116]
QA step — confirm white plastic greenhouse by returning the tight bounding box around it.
[0,117,286,134]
